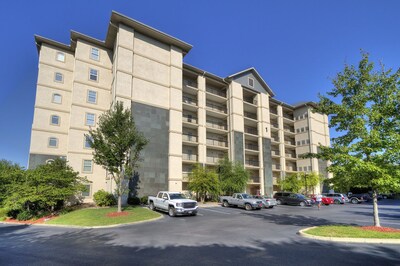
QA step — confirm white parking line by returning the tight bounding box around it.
[200,208,232,215]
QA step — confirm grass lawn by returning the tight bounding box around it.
[46,206,161,227]
[306,225,400,239]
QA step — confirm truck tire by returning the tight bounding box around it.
[245,203,252,211]
[149,201,155,211]
[299,201,305,207]
[351,198,359,204]
[334,199,340,204]
[223,201,229,207]
[276,199,282,205]
[168,207,176,217]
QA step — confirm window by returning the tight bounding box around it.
[305,126,309,131]
[89,68,98,81]
[90,47,100,61]
[308,166,312,171]
[301,140,306,145]
[83,160,93,173]
[248,77,254,87]
[52,93,62,104]
[56,52,65,62]
[81,184,91,197]
[48,137,58,148]
[296,141,301,146]
[84,135,93,149]
[298,167,302,171]
[296,128,300,133]
[306,139,310,144]
[54,72,63,83]
[85,113,95,126]
[301,128,305,132]
[87,90,97,104]
[51,115,60,125]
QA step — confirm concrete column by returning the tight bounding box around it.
[197,75,206,164]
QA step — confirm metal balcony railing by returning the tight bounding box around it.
[270,109,278,115]
[283,113,294,120]
[206,139,228,147]
[244,97,257,105]
[206,120,227,130]
[182,154,197,161]
[244,126,258,135]
[182,134,198,142]
[245,159,259,167]
[271,150,280,156]
[245,144,259,151]
[206,156,224,163]
[244,111,257,120]
[272,164,281,170]
[206,87,227,98]
[206,102,227,113]
[183,80,198,88]
[182,96,197,106]
[271,123,279,128]
[183,116,198,124]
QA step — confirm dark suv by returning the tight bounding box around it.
[347,193,372,204]
[273,192,313,207]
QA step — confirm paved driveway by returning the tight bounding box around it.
[0,200,399,265]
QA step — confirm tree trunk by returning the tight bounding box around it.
[372,190,380,227]
[118,195,122,213]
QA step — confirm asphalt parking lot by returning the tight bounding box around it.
[0,200,399,265]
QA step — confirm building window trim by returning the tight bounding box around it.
[81,184,92,197]
[248,77,254,88]
[90,47,100,61]
[85,113,96,126]
[84,135,93,149]
[52,93,62,104]
[82,159,93,173]
[56,52,65,62]
[50,115,60,126]
[48,137,58,148]
[89,68,99,82]
[54,72,64,83]
[87,90,97,104]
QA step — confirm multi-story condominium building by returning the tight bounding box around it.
[29,11,330,200]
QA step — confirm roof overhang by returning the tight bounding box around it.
[227,67,275,97]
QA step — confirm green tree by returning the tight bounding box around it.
[278,173,302,192]
[218,157,249,195]
[188,164,220,203]
[308,52,400,226]
[298,172,322,195]
[87,101,148,212]
[0,160,25,206]
[3,158,87,215]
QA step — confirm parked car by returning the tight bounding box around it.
[252,195,277,208]
[148,191,198,217]
[347,193,372,204]
[310,195,334,205]
[322,193,349,204]
[273,192,313,207]
[220,193,263,210]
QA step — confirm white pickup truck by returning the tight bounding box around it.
[220,193,263,210]
[148,191,198,217]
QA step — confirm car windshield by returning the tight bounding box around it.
[297,194,306,199]
[169,193,187,200]
[241,194,251,199]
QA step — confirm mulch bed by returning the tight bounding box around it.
[106,211,130,217]
[360,226,400,233]
[4,215,57,225]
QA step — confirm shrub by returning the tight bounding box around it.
[0,208,8,221]
[93,190,116,207]
[140,196,148,205]
[16,210,34,221]
[127,196,141,205]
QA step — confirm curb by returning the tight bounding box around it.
[298,227,400,244]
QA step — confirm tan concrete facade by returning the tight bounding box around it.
[29,11,330,200]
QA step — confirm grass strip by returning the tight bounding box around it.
[306,225,400,239]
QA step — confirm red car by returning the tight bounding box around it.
[310,195,334,205]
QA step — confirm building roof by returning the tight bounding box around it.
[227,67,275,97]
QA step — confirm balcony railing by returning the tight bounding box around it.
[244,126,258,135]
[206,139,228,147]
[271,135,279,142]
[271,123,279,128]
[284,127,295,133]
[250,176,260,183]
[182,154,197,161]
[206,121,227,130]
[245,159,259,167]
[183,116,198,124]
[206,102,227,113]
[285,140,296,146]
[183,80,198,88]
[270,109,278,115]
[206,87,227,98]
[245,144,259,151]
[206,156,224,163]
[283,113,294,120]
[182,96,197,106]
[244,97,257,105]
[244,111,257,120]
[271,150,280,156]
[285,153,296,158]
[182,134,198,142]
[286,166,297,171]
[272,164,281,170]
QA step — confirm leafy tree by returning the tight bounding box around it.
[0,160,25,206]
[278,173,302,192]
[218,157,249,195]
[308,52,400,226]
[298,172,322,195]
[87,101,148,212]
[3,158,87,216]
[188,164,220,203]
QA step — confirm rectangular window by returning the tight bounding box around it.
[301,128,305,132]
[308,166,312,171]
[84,135,93,149]
[90,47,100,61]
[306,126,309,131]
[48,137,58,148]
[248,77,254,87]
[87,90,97,104]
[298,166,302,171]
[56,52,65,62]
[306,139,310,144]
[296,128,300,133]
[81,184,91,197]
[301,140,306,145]
[85,113,95,126]
[83,160,93,173]
[54,72,63,83]
[51,115,60,125]
[52,93,62,104]
[89,69,98,81]
[296,141,301,146]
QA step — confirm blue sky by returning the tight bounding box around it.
[1,0,399,167]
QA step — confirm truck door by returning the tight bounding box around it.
[161,193,170,210]
[155,192,164,208]
[236,194,243,206]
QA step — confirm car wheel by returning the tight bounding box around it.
[276,199,282,205]
[168,207,176,217]
[300,201,306,207]
[245,203,252,211]
[223,201,229,207]
[269,206,274,209]
[191,212,197,216]
[149,202,155,211]
[351,198,359,204]
[334,199,340,204]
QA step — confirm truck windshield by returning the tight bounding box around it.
[169,193,187,200]
[241,194,251,199]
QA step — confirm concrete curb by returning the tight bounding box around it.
[298,227,400,244]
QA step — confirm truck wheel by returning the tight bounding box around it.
[223,201,229,207]
[269,206,274,209]
[299,201,305,207]
[351,198,358,204]
[149,202,155,211]
[168,207,176,217]
[245,203,252,211]
[276,199,282,205]
[334,199,340,204]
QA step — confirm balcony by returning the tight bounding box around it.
[182,154,197,161]
[271,150,280,156]
[183,79,198,89]
[206,138,228,147]
[283,113,294,121]
[244,97,257,105]
[283,127,295,134]
[206,156,224,164]
[284,140,296,146]
[206,86,227,98]
[271,122,279,129]
[245,159,259,167]
[182,134,198,142]
[244,126,258,135]
[250,176,260,183]
[206,101,227,114]
[182,115,198,124]
[244,111,257,120]
[270,108,278,115]
[206,120,227,131]
[285,166,297,172]
[285,153,296,159]
[245,143,259,151]
[272,164,281,170]
[182,95,197,106]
